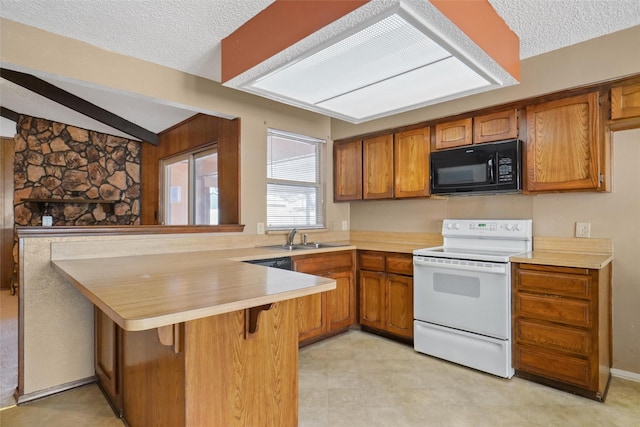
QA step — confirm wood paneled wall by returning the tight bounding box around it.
[140,114,240,225]
[1,137,15,289]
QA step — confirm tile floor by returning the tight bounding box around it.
[1,298,639,426]
[298,330,640,427]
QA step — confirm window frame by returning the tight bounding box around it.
[266,128,326,231]
[159,143,218,225]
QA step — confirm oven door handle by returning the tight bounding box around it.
[413,258,507,274]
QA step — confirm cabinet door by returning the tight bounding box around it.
[526,92,601,191]
[359,270,385,329]
[435,118,472,150]
[334,140,362,201]
[95,307,123,415]
[473,109,518,144]
[394,128,430,198]
[293,251,354,342]
[326,270,355,332]
[611,82,640,119]
[363,134,393,199]
[385,274,413,339]
[297,293,327,342]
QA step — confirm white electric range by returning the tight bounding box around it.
[413,219,532,378]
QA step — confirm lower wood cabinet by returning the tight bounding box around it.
[512,263,611,401]
[97,301,300,426]
[358,251,413,340]
[292,251,356,345]
[95,307,123,416]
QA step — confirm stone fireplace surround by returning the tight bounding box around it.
[13,115,141,227]
[11,116,142,282]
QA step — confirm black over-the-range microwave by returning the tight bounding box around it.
[430,139,522,195]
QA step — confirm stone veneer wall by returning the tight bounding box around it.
[13,116,141,226]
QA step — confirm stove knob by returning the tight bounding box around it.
[454,223,461,230]
[506,224,513,231]
[446,223,453,230]
[515,224,523,231]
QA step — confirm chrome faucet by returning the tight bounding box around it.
[287,228,298,246]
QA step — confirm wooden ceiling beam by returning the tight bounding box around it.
[0,68,158,145]
[0,106,19,122]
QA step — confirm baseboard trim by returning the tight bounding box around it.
[15,376,96,404]
[610,368,640,383]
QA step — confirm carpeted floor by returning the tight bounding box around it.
[0,289,18,409]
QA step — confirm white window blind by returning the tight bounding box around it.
[267,129,325,230]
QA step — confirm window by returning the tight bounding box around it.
[267,129,325,230]
[161,146,218,225]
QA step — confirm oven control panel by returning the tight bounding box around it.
[442,219,532,239]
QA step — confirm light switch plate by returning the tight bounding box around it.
[341,220,348,231]
[257,222,265,234]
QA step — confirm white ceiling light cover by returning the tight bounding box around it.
[225,1,519,123]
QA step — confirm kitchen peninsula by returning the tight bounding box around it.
[16,226,347,426]
[52,250,335,426]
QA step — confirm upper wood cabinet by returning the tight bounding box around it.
[611,81,640,119]
[525,92,602,192]
[435,118,472,149]
[334,128,430,201]
[333,140,363,201]
[363,134,394,199]
[473,109,518,144]
[394,127,430,198]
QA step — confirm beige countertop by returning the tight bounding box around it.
[50,239,428,332]
[510,250,613,269]
[52,234,612,333]
[510,236,613,269]
[52,250,336,332]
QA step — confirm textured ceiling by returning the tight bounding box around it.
[1,0,639,138]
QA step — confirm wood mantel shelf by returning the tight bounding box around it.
[22,198,117,213]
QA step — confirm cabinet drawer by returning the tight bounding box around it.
[358,252,385,271]
[515,345,592,389]
[515,318,590,355]
[386,254,413,276]
[517,269,592,299]
[515,293,592,327]
[293,251,353,274]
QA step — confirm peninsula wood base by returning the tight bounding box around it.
[117,299,298,427]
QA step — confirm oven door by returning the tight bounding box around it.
[413,256,510,339]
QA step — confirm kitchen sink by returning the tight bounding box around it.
[259,242,350,251]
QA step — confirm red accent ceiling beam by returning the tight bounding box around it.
[429,0,520,81]
[221,0,368,83]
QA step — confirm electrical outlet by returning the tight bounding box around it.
[257,222,265,235]
[576,222,591,238]
[341,220,348,231]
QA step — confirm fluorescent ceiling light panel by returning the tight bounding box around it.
[224,1,519,123]
[318,56,492,120]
